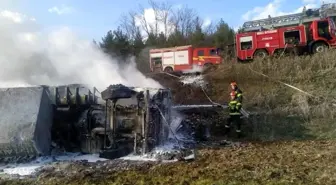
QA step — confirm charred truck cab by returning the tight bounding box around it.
[98,85,171,158]
[236,3,336,61]
[0,84,173,162]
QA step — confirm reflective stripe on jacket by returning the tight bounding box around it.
[228,100,242,115]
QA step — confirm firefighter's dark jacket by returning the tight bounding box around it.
[228,98,242,115]
[234,88,243,103]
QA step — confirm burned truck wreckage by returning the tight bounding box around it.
[0,84,194,162]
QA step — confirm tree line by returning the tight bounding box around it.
[95,0,237,73]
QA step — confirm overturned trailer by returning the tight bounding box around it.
[0,84,172,162]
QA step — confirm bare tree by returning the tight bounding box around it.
[118,0,215,44]
[119,0,175,39]
[149,0,173,37]
[119,11,139,40]
[118,2,152,38]
[148,0,159,36]
[203,22,216,35]
[169,5,197,37]
[141,0,174,37]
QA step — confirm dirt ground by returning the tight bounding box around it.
[3,140,336,185]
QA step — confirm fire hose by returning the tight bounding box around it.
[160,72,250,118]
[248,65,336,107]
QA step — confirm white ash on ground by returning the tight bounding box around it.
[0,141,195,179]
[0,138,241,181]
[0,153,108,177]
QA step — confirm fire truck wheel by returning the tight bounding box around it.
[253,49,268,59]
[164,67,173,73]
[312,42,328,54]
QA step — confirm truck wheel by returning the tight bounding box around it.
[253,49,268,60]
[312,42,328,54]
[164,67,173,73]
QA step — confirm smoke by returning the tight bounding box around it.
[0,10,162,91]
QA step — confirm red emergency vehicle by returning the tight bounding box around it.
[235,3,336,61]
[149,45,222,73]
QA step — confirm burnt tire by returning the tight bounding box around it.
[312,42,328,54]
[164,67,173,73]
[253,49,268,60]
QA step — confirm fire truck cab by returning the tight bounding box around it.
[149,45,222,73]
[236,3,336,61]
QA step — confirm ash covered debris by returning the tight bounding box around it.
[0,83,198,165]
[99,84,197,161]
[99,84,172,158]
[0,86,54,163]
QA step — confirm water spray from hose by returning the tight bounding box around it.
[154,105,183,150]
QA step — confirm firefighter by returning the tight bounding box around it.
[230,81,243,103]
[224,91,242,138]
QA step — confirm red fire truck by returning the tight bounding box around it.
[149,45,222,73]
[235,3,336,61]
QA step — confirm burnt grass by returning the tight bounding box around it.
[3,52,336,184]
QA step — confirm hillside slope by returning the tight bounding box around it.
[151,50,336,141]
[148,73,212,104]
